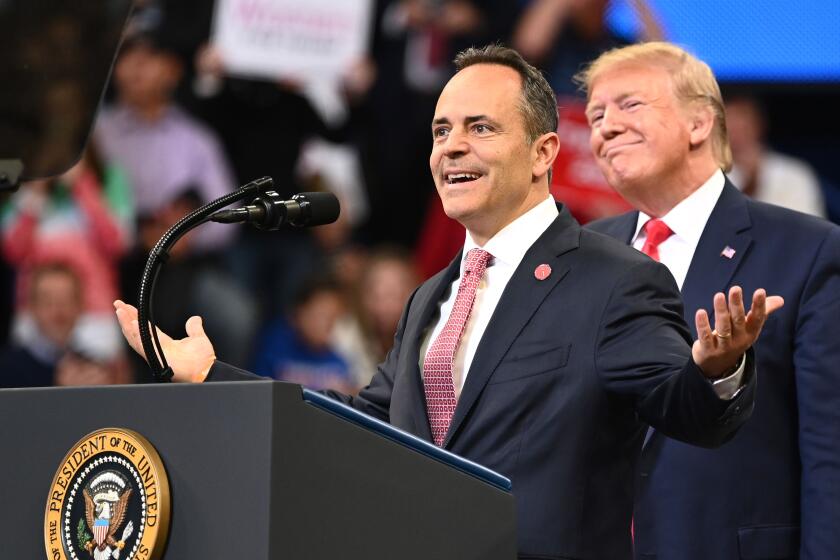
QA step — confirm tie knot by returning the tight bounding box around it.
[643,218,673,248]
[464,248,492,276]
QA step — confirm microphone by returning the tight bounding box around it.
[210,191,340,230]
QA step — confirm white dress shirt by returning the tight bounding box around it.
[419,196,559,396]
[631,170,726,290]
[631,169,744,397]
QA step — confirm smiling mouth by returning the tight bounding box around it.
[445,172,482,185]
[603,143,639,157]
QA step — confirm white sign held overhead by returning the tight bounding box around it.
[212,0,373,83]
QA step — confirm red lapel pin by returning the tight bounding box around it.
[534,263,552,280]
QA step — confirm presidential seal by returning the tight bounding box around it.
[44,428,170,560]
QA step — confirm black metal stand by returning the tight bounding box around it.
[137,176,273,381]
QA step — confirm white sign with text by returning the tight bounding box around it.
[212,0,373,82]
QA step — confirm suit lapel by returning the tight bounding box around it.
[680,180,754,335]
[403,254,462,441]
[444,207,580,447]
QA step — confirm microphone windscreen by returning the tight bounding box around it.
[300,192,340,226]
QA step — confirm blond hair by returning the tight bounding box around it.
[574,42,732,171]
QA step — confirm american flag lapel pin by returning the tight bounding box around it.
[721,246,736,259]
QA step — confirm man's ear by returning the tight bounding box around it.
[532,131,560,181]
[689,105,715,148]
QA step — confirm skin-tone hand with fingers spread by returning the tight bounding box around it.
[692,286,784,378]
[114,300,215,382]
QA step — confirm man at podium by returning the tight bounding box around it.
[115,45,781,559]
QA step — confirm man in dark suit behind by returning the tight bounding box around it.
[582,42,840,559]
[115,46,781,559]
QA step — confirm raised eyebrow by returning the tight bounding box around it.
[432,117,450,128]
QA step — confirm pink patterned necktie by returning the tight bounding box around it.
[640,218,673,262]
[424,248,492,446]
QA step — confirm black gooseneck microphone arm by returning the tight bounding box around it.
[137,176,273,382]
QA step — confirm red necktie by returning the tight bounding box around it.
[424,248,491,447]
[640,218,673,262]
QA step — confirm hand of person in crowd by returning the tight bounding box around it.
[401,0,435,29]
[16,180,51,215]
[440,0,483,35]
[114,300,216,382]
[54,352,117,386]
[512,0,585,62]
[195,43,225,79]
[692,286,784,378]
[342,57,377,101]
[59,159,88,189]
[26,179,52,197]
[193,43,226,98]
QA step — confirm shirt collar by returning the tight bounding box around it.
[633,169,725,246]
[462,195,558,272]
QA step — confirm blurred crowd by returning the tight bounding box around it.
[1,0,836,391]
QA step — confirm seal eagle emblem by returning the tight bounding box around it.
[44,428,170,560]
[83,471,134,558]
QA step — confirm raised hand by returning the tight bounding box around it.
[114,300,216,382]
[692,286,784,378]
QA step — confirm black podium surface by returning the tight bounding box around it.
[0,381,516,559]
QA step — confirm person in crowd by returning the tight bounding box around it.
[1,146,132,361]
[513,0,663,96]
[332,247,420,388]
[725,93,827,217]
[94,19,236,253]
[0,262,129,387]
[0,264,80,387]
[583,41,840,560]
[251,276,355,394]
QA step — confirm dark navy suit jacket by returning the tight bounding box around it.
[589,181,840,560]
[212,204,756,559]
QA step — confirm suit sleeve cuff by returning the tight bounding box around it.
[710,353,746,400]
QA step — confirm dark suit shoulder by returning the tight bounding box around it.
[578,226,662,270]
[743,199,840,279]
[746,197,838,239]
[587,211,635,233]
[585,211,638,246]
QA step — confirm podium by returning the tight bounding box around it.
[0,380,516,559]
